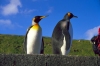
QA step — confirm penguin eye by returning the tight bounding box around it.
[34,17,41,23]
[37,16,42,20]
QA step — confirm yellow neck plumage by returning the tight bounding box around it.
[32,23,41,30]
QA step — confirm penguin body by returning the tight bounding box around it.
[52,12,77,55]
[24,16,47,54]
[27,24,42,54]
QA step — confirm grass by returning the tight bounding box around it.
[0,34,95,56]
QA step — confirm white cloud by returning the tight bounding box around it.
[85,25,100,40]
[0,19,22,29]
[20,9,36,14]
[0,19,14,28]
[1,0,22,16]
[46,7,53,14]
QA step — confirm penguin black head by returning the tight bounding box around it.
[32,15,48,23]
[64,12,78,19]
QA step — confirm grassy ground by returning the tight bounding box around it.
[0,34,95,56]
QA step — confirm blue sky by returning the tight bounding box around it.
[0,0,100,40]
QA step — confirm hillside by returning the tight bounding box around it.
[0,34,95,56]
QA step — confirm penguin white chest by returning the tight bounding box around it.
[61,36,66,55]
[27,26,42,54]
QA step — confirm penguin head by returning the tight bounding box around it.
[64,12,78,19]
[32,15,48,24]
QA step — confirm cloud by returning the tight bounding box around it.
[0,19,22,29]
[20,9,36,14]
[85,25,100,40]
[46,7,53,14]
[1,0,22,16]
[0,19,14,28]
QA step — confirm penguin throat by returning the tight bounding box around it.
[63,16,71,20]
[32,24,40,30]
[32,21,39,25]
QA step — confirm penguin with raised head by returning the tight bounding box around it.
[52,12,78,55]
[24,15,48,54]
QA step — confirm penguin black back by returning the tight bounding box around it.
[52,12,77,55]
[52,20,71,54]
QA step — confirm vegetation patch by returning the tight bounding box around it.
[0,34,95,56]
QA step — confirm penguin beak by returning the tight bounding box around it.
[40,15,49,19]
[73,15,78,18]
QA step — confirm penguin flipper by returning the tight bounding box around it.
[62,21,72,55]
[52,22,64,54]
[40,37,44,54]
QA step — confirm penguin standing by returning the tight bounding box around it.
[24,16,48,54]
[52,12,78,55]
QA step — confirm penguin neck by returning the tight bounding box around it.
[63,16,71,20]
[32,21,39,25]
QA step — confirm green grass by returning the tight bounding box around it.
[0,34,95,56]
[69,40,95,56]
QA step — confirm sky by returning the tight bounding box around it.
[0,0,100,40]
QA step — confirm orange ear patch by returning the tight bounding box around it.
[68,13,71,17]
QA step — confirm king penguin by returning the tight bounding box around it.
[24,15,48,54]
[52,12,78,55]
